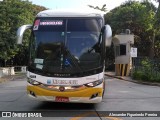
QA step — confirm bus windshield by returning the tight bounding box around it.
[29,17,103,76]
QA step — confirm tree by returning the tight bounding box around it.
[0,0,46,66]
[152,0,160,58]
[13,2,46,66]
[88,4,107,12]
[105,1,157,58]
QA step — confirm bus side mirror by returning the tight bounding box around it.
[104,24,112,47]
[17,24,32,44]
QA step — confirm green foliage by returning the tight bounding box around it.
[0,0,46,66]
[133,58,160,82]
[132,70,143,80]
[88,4,107,12]
[106,1,155,35]
[105,0,160,59]
[141,58,152,81]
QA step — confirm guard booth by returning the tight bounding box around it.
[113,30,134,76]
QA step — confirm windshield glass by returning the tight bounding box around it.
[29,17,103,75]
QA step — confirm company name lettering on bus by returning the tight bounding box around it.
[54,74,71,77]
[40,21,63,26]
[53,80,78,85]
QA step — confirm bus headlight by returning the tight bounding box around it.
[27,78,41,85]
[85,79,103,87]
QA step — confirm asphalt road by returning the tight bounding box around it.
[0,76,160,120]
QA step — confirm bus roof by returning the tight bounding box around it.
[36,9,105,18]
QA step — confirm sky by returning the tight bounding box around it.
[29,0,158,11]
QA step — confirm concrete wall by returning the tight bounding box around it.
[0,66,27,78]
[0,67,15,78]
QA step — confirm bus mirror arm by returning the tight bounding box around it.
[88,43,99,53]
[89,24,112,52]
[88,27,105,53]
[17,24,32,44]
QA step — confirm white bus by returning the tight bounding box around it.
[17,9,112,103]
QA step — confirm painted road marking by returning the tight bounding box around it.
[70,112,123,120]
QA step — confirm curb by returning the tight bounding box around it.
[105,73,160,87]
[0,74,26,83]
[0,76,14,83]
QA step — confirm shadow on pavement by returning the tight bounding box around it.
[34,102,95,110]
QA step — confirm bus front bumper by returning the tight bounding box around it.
[27,84,103,103]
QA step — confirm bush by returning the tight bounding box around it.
[132,58,160,82]
[132,70,143,80]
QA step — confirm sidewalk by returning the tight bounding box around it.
[0,74,26,83]
[105,71,160,87]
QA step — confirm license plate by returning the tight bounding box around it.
[55,96,69,102]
